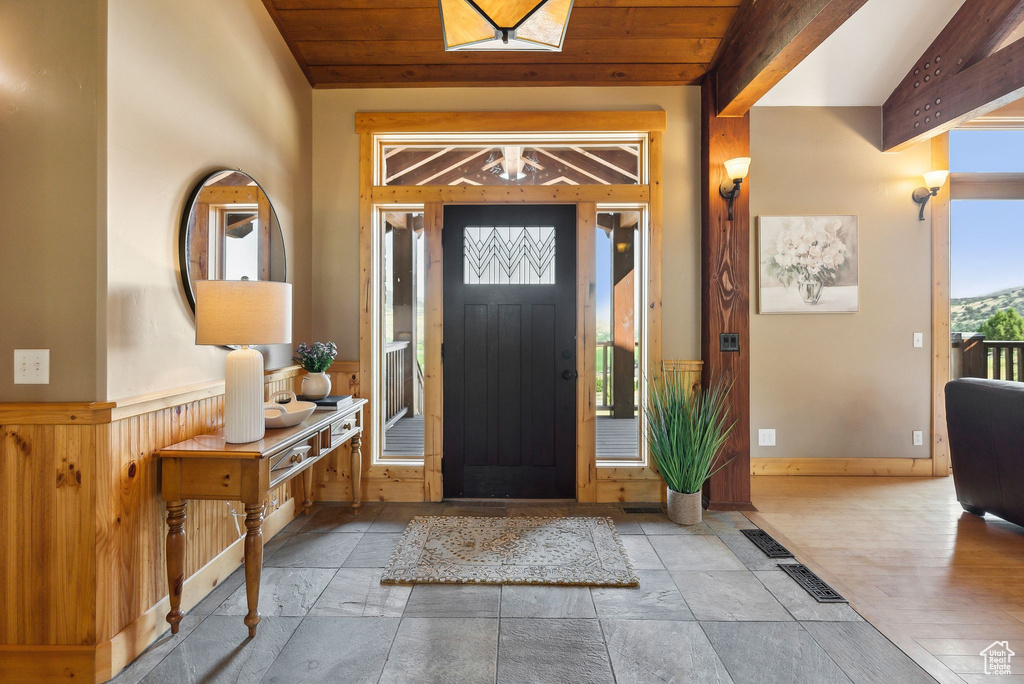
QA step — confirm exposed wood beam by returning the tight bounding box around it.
[384,147,453,184]
[297,38,720,66]
[535,148,612,185]
[881,0,1024,151]
[310,63,705,88]
[570,146,640,181]
[700,79,752,510]
[711,0,869,117]
[356,110,667,133]
[275,7,734,41]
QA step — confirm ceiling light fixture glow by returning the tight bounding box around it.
[439,0,574,52]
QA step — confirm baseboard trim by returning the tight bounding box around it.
[0,645,98,683]
[98,498,299,682]
[751,457,933,476]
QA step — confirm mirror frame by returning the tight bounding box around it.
[178,169,287,314]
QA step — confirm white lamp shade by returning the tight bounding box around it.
[724,157,751,182]
[924,170,949,190]
[195,280,292,346]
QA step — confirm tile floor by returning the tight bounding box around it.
[112,502,937,684]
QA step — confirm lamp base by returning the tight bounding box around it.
[224,346,265,444]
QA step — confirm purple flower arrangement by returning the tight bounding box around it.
[293,341,338,373]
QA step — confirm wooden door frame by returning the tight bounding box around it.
[357,111,665,503]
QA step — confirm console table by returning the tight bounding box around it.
[157,398,366,637]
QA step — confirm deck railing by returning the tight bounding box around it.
[384,341,409,428]
[597,340,639,413]
[954,334,1024,382]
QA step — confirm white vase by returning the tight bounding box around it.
[666,489,703,526]
[301,372,331,400]
[224,346,265,444]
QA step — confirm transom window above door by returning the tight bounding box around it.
[379,136,644,187]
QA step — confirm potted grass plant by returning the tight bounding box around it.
[646,373,735,525]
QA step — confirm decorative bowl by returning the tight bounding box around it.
[264,390,316,429]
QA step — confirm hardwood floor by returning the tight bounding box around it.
[750,476,1024,684]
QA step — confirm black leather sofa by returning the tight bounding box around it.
[945,378,1024,526]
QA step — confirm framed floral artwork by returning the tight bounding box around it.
[758,215,859,314]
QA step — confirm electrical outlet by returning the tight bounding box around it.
[913,333,923,348]
[720,333,740,352]
[14,349,49,384]
[913,430,924,446]
[758,429,776,447]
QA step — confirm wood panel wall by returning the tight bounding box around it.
[699,79,753,511]
[0,366,324,683]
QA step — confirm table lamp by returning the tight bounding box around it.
[195,280,292,443]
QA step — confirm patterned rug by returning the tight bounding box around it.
[380,516,638,587]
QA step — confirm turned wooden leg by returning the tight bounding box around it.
[350,433,362,509]
[243,502,265,638]
[165,501,187,634]
[302,466,314,515]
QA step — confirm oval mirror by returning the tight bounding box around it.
[179,170,286,314]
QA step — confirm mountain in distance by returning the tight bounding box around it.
[951,285,1024,333]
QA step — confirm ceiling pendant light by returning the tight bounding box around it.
[439,0,574,51]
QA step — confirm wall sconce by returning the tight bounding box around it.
[912,170,949,221]
[719,157,751,221]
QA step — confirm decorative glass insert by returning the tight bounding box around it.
[464,226,555,285]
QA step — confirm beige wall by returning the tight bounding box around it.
[312,87,702,362]
[749,107,933,459]
[105,0,313,400]
[0,0,105,401]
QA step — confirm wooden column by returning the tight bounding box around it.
[423,203,444,502]
[700,78,753,511]
[392,215,417,415]
[931,134,952,476]
[612,215,636,419]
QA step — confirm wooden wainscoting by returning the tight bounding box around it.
[0,364,348,684]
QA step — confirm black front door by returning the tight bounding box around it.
[443,204,577,498]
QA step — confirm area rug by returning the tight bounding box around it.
[380,516,639,586]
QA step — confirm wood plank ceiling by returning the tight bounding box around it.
[261,0,742,88]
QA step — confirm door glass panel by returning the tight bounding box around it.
[382,210,426,458]
[464,226,556,285]
[596,210,642,462]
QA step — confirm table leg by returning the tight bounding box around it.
[302,466,314,515]
[243,502,265,638]
[350,433,362,509]
[165,501,187,634]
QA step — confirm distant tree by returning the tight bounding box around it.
[979,308,1024,341]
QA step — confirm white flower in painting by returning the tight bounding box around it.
[767,217,851,288]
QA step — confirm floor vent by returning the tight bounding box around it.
[622,506,663,515]
[779,563,848,603]
[741,528,794,558]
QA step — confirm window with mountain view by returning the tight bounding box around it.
[950,130,1024,381]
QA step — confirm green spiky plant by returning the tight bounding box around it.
[646,373,735,494]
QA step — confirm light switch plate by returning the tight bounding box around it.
[913,430,924,446]
[913,333,923,348]
[14,349,49,384]
[758,429,776,447]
